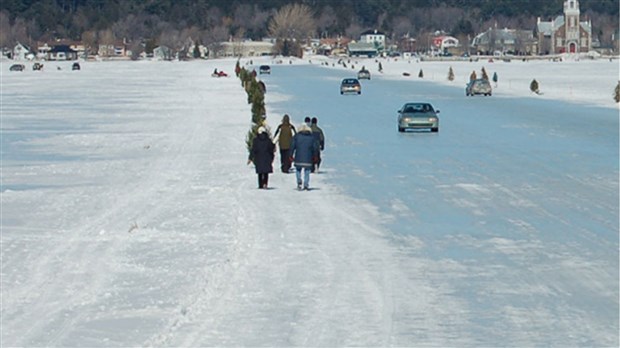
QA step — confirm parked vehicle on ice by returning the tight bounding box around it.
[9,64,25,72]
[466,79,492,96]
[357,68,371,80]
[72,62,81,70]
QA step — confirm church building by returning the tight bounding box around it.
[536,0,592,54]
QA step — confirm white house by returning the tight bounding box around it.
[432,35,459,53]
[153,45,173,60]
[37,43,52,59]
[360,29,386,50]
[12,42,31,60]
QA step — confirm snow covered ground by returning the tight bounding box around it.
[1,55,618,347]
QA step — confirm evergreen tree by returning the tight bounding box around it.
[418,69,424,78]
[238,67,267,154]
[492,72,498,86]
[448,66,455,81]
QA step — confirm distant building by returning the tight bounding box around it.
[347,42,377,58]
[318,37,351,56]
[47,45,78,60]
[536,0,592,54]
[98,40,129,58]
[12,42,31,60]
[398,34,417,55]
[37,43,52,59]
[360,29,386,50]
[217,40,274,57]
[432,35,459,54]
[472,28,537,55]
[153,45,173,60]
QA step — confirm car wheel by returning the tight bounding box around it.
[340,91,343,95]
[431,127,439,133]
[398,127,404,132]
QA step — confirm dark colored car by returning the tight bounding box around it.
[357,69,371,80]
[340,78,361,95]
[259,65,271,74]
[9,64,25,72]
[397,102,440,132]
[466,79,492,96]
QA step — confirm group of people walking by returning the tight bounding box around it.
[248,114,325,190]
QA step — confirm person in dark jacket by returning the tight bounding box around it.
[248,126,275,189]
[310,117,325,173]
[289,124,319,190]
[273,114,296,173]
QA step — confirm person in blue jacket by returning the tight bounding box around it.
[289,123,319,190]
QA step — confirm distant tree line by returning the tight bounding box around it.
[1,0,618,55]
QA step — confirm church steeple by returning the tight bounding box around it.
[564,0,580,29]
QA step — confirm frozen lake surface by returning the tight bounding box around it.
[1,56,618,347]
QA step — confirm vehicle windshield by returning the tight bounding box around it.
[403,103,433,113]
[343,79,358,84]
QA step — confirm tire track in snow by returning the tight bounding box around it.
[152,168,473,347]
[3,66,245,346]
[7,112,206,346]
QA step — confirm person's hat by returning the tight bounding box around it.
[257,126,266,134]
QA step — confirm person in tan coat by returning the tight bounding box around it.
[273,114,296,173]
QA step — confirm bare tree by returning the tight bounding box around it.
[268,4,315,41]
[159,28,181,52]
[316,5,337,38]
[11,17,29,46]
[202,25,229,45]
[345,21,363,40]
[81,30,97,55]
[233,4,270,39]
[391,16,413,39]
[204,6,224,28]
[98,29,115,45]
[0,11,11,48]
[377,11,388,30]
[429,6,464,33]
